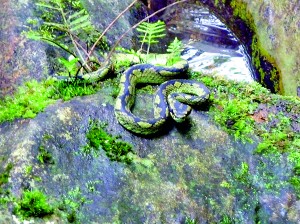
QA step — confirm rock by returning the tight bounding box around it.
[0,0,49,98]
[0,86,298,223]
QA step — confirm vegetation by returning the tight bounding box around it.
[0,162,13,206]
[82,120,135,164]
[0,163,13,187]
[37,145,54,164]
[137,20,166,56]
[59,187,91,223]
[52,79,100,101]
[0,78,102,124]
[166,37,184,65]
[1,0,299,221]
[0,80,56,123]
[13,189,54,219]
[190,71,300,198]
[24,0,109,77]
[0,0,187,125]
[185,217,197,224]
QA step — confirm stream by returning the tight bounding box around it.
[162,2,254,82]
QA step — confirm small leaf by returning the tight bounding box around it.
[36,3,60,10]
[68,9,86,20]
[70,21,92,32]
[69,15,90,26]
[44,22,66,30]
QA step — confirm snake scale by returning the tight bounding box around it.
[56,59,210,135]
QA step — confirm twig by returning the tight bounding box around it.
[85,0,138,63]
[106,0,189,62]
[58,5,92,72]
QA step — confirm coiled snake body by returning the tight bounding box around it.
[114,60,210,135]
[56,59,210,135]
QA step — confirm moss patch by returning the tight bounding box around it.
[13,189,54,219]
[82,120,135,164]
[0,80,56,123]
[190,71,300,198]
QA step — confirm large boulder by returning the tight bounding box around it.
[0,85,299,223]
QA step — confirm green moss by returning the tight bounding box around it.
[230,0,253,27]
[59,187,91,223]
[190,71,300,197]
[219,215,234,224]
[251,35,280,91]
[288,149,300,198]
[185,217,197,224]
[0,163,13,186]
[37,145,54,164]
[0,161,14,207]
[82,120,135,164]
[52,79,100,101]
[191,73,264,142]
[0,78,104,124]
[13,189,54,219]
[0,80,56,123]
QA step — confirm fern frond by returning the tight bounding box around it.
[69,14,89,26]
[68,9,86,20]
[136,20,166,56]
[67,9,92,32]
[166,37,183,66]
[167,37,183,55]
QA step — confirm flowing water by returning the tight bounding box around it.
[162,2,254,82]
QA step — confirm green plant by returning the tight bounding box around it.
[219,215,234,224]
[185,217,197,224]
[136,20,166,57]
[24,165,33,176]
[234,162,250,184]
[52,79,100,101]
[58,56,80,77]
[0,163,13,186]
[0,79,56,123]
[0,162,14,207]
[0,76,105,124]
[85,180,101,193]
[24,0,108,76]
[59,187,91,223]
[13,189,54,219]
[37,145,54,164]
[166,37,183,65]
[82,120,135,163]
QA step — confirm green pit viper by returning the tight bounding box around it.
[56,59,210,135]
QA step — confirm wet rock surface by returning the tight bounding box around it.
[0,0,48,97]
[0,88,299,223]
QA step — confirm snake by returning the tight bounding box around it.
[114,59,210,135]
[55,58,210,135]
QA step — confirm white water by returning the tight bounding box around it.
[163,3,254,83]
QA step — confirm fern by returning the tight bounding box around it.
[23,0,107,75]
[58,56,79,76]
[136,20,166,57]
[166,37,183,65]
